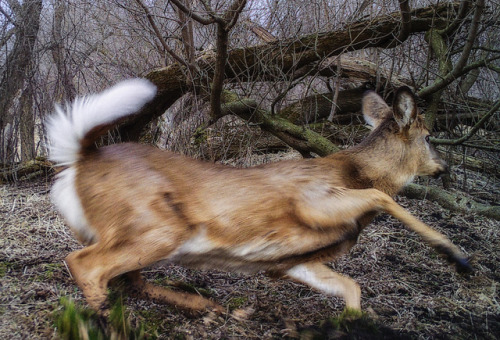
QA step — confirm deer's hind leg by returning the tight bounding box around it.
[65,230,183,316]
[125,270,224,314]
[66,225,223,316]
[286,262,361,310]
[65,244,116,316]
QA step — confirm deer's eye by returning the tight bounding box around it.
[425,135,431,143]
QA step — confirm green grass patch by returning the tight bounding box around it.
[0,261,15,278]
[135,307,177,338]
[36,263,63,281]
[227,296,248,310]
[54,296,150,340]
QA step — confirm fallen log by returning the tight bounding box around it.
[402,183,500,220]
[0,159,52,183]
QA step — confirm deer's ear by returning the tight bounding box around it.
[362,90,391,129]
[393,86,418,128]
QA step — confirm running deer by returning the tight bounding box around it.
[46,79,471,317]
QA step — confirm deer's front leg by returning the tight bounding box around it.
[295,186,470,272]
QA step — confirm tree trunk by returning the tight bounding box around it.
[51,0,77,102]
[0,0,43,163]
[423,29,453,132]
[20,82,35,162]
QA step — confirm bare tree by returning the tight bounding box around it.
[0,0,43,163]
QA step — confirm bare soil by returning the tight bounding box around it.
[1,169,499,339]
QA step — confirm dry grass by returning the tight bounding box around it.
[1,164,499,339]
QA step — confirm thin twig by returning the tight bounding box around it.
[432,99,500,145]
[0,4,16,26]
[134,0,190,68]
[327,56,342,122]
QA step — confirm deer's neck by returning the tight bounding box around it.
[334,144,416,197]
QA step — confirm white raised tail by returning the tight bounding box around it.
[46,78,156,166]
[46,79,157,244]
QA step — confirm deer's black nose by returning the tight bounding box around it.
[433,163,449,179]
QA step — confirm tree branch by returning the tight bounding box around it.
[461,55,500,75]
[224,0,247,30]
[0,27,15,49]
[0,3,16,26]
[441,0,470,36]
[220,96,340,157]
[169,0,216,25]
[198,0,225,25]
[431,99,500,145]
[391,0,412,47]
[209,0,247,120]
[403,183,500,220]
[462,142,500,152]
[176,3,195,67]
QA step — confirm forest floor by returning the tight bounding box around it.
[1,156,499,339]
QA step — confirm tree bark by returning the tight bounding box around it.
[51,0,77,102]
[423,29,453,131]
[20,81,35,162]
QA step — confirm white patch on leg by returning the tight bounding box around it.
[168,226,217,266]
[286,264,343,296]
[51,168,96,244]
[174,226,214,255]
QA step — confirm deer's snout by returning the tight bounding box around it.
[433,161,449,179]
